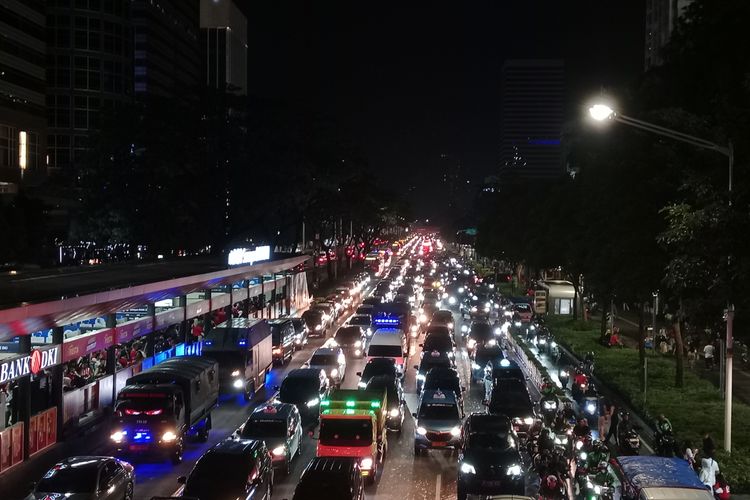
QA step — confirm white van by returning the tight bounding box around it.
[366,329,407,373]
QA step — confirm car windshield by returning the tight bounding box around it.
[302,311,323,324]
[349,316,370,326]
[432,312,452,323]
[514,304,532,313]
[37,464,98,493]
[475,346,503,363]
[280,379,319,402]
[295,478,359,500]
[271,326,283,344]
[319,419,373,447]
[367,344,403,357]
[240,419,286,438]
[291,319,304,331]
[366,378,398,402]
[419,403,459,420]
[184,453,251,500]
[309,354,336,366]
[116,395,172,415]
[334,328,361,343]
[423,336,452,352]
[420,356,450,371]
[423,375,460,394]
[468,431,510,449]
[361,362,396,381]
[470,324,493,339]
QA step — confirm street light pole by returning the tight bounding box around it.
[589,104,735,451]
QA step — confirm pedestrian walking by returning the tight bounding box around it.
[598,403,611,439]
[704,343,715,370]
[687,348,697,370]
[605,404,619,444]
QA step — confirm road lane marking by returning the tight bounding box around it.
[435,472,442,500]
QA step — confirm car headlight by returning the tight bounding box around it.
[233,378,245,389]
[330,368,339,378]
[560,370,568,377]
[530,325,536,330]
[543,400,557,410]
[494,303,499,309]
[506,464,522,476]
[471,362,481,370]
[354,340,362,348]
[450,426,461,437]
[523,417,534,425]
[272,446,286,456]
[306,398,320,407]
[514,321,522,327]
[461,325,469,333]
[448,297,456,305]
[586,403,596,414]
[458,287,465,293]
[355,349,361,356]
[460,462,476,474]
[389,408,400,418]
[360,457,373,470]
[110,430,126,442]
[358,381,367,388]
[416,426,427,435]
[231,369,241,377]
[162,430,178,442]
[315,324,322,331]
[504,311,513,317]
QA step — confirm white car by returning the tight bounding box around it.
[306,347,347,387]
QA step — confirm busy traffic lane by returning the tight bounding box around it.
[131,336,329,499]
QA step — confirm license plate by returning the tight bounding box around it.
[481,480,503,487]
[431,441,447,447]
[129,445,148,451]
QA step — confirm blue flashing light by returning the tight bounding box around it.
[133,431,153,443]
[238,339,247,346]
[204,340,213,346]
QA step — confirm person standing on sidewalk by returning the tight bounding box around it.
[605,404,619,444]
[702,431,716,458]
[703,342,715,370]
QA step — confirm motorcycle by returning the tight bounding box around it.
[538,473,567,500]
[558,368,570,390]
[540,397,560,426]
[655,431,676,457]
[582,395,599,423]
[617,428,641,455]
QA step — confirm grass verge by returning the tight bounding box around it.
[547,316,750,492]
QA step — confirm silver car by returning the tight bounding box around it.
[27,456,135,500]
[306,347,347,388]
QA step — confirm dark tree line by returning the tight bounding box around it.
[477,0,750,387]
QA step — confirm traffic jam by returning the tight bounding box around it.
[23,236,711,500]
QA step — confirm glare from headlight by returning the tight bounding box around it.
[494,327,501,335]
[506,464,522,476]
[162,430,178,442]
[360,457,373,469]
[461,325,469,333]
[594,485,602,494]
[419,314,427,323]
[231,369,241,377]
[576,440,584,450]
[450,426,461,437]
[389,408,400,418]
[514,321,522,327]
[586,403,596,414]
[272,446,286,456]
[448,297,456,305]
[458,287,465,293]
[460,462,476,474]
[471,362,481,370]
[355,349,361,356]
[538,338,547,345]
[306,398,320,407]
[315,325,322,331]
[487,339,496,346]
[358,381,367,388]
[354,340,362,347]
[447,322,454,329]
[580,452,588,461]
[233,379,244,389]
[110,430,126,442]
[416,374,425,381]
[470,306,477,313]
[330,368,339,378]
[416,426,427,435]
[523,417,534,425]
[551,341,557,348]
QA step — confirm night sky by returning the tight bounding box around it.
[240,1,644,217]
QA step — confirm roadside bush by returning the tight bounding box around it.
[548,316,750,492]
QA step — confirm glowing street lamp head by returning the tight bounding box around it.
[589,104,615,121]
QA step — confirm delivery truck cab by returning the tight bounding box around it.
[203,318,273,401]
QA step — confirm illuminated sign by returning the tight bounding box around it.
[18,131,27,169]
[0,345,60,384]
[227,246,271,266]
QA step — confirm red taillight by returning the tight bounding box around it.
[144,409,162,416]
[124,409,141,415]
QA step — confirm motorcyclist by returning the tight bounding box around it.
[573,368,588,398]
[655,414,673,436]
[573,417,591,439]
[584,351,595,373]
[541,377,556,396]
[616,411,633,443]
[552,410,570,434]
[655,414,674,456]
[585,440,610,469]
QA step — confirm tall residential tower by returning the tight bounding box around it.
[499,59,564,181]
[200,0,248,95]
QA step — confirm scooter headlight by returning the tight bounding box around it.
[233,378,244,389]
[460,462,476,474]
[523,417,534,425]
[272,446,286,456]
[110,430,126,443]
[506,464,522,476]
[389,408,400,418]
[162,430,178,442]
[231,369,241,377]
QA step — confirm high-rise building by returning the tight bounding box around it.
[644,0,693,70]
[0,0,47,190]
[46,0,133,172]
[200,0,248,95]
[132,0,200,103]
[499,59,564,180]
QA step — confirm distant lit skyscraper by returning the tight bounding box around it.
[46,1,133,171]
[499,59,564,180]
[200,0,248,95]
[132,0,201,103]
[0,1,46,190]
[644,0,693,70]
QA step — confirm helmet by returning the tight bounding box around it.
[593,440,606,453]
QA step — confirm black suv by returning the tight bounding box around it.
[457,413,524,500]
[178,439,273,500]
[277,368,330,422]
[292,457,365,500]
[269,318,296,365]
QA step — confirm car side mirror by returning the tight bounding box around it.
[177,476,187,485]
